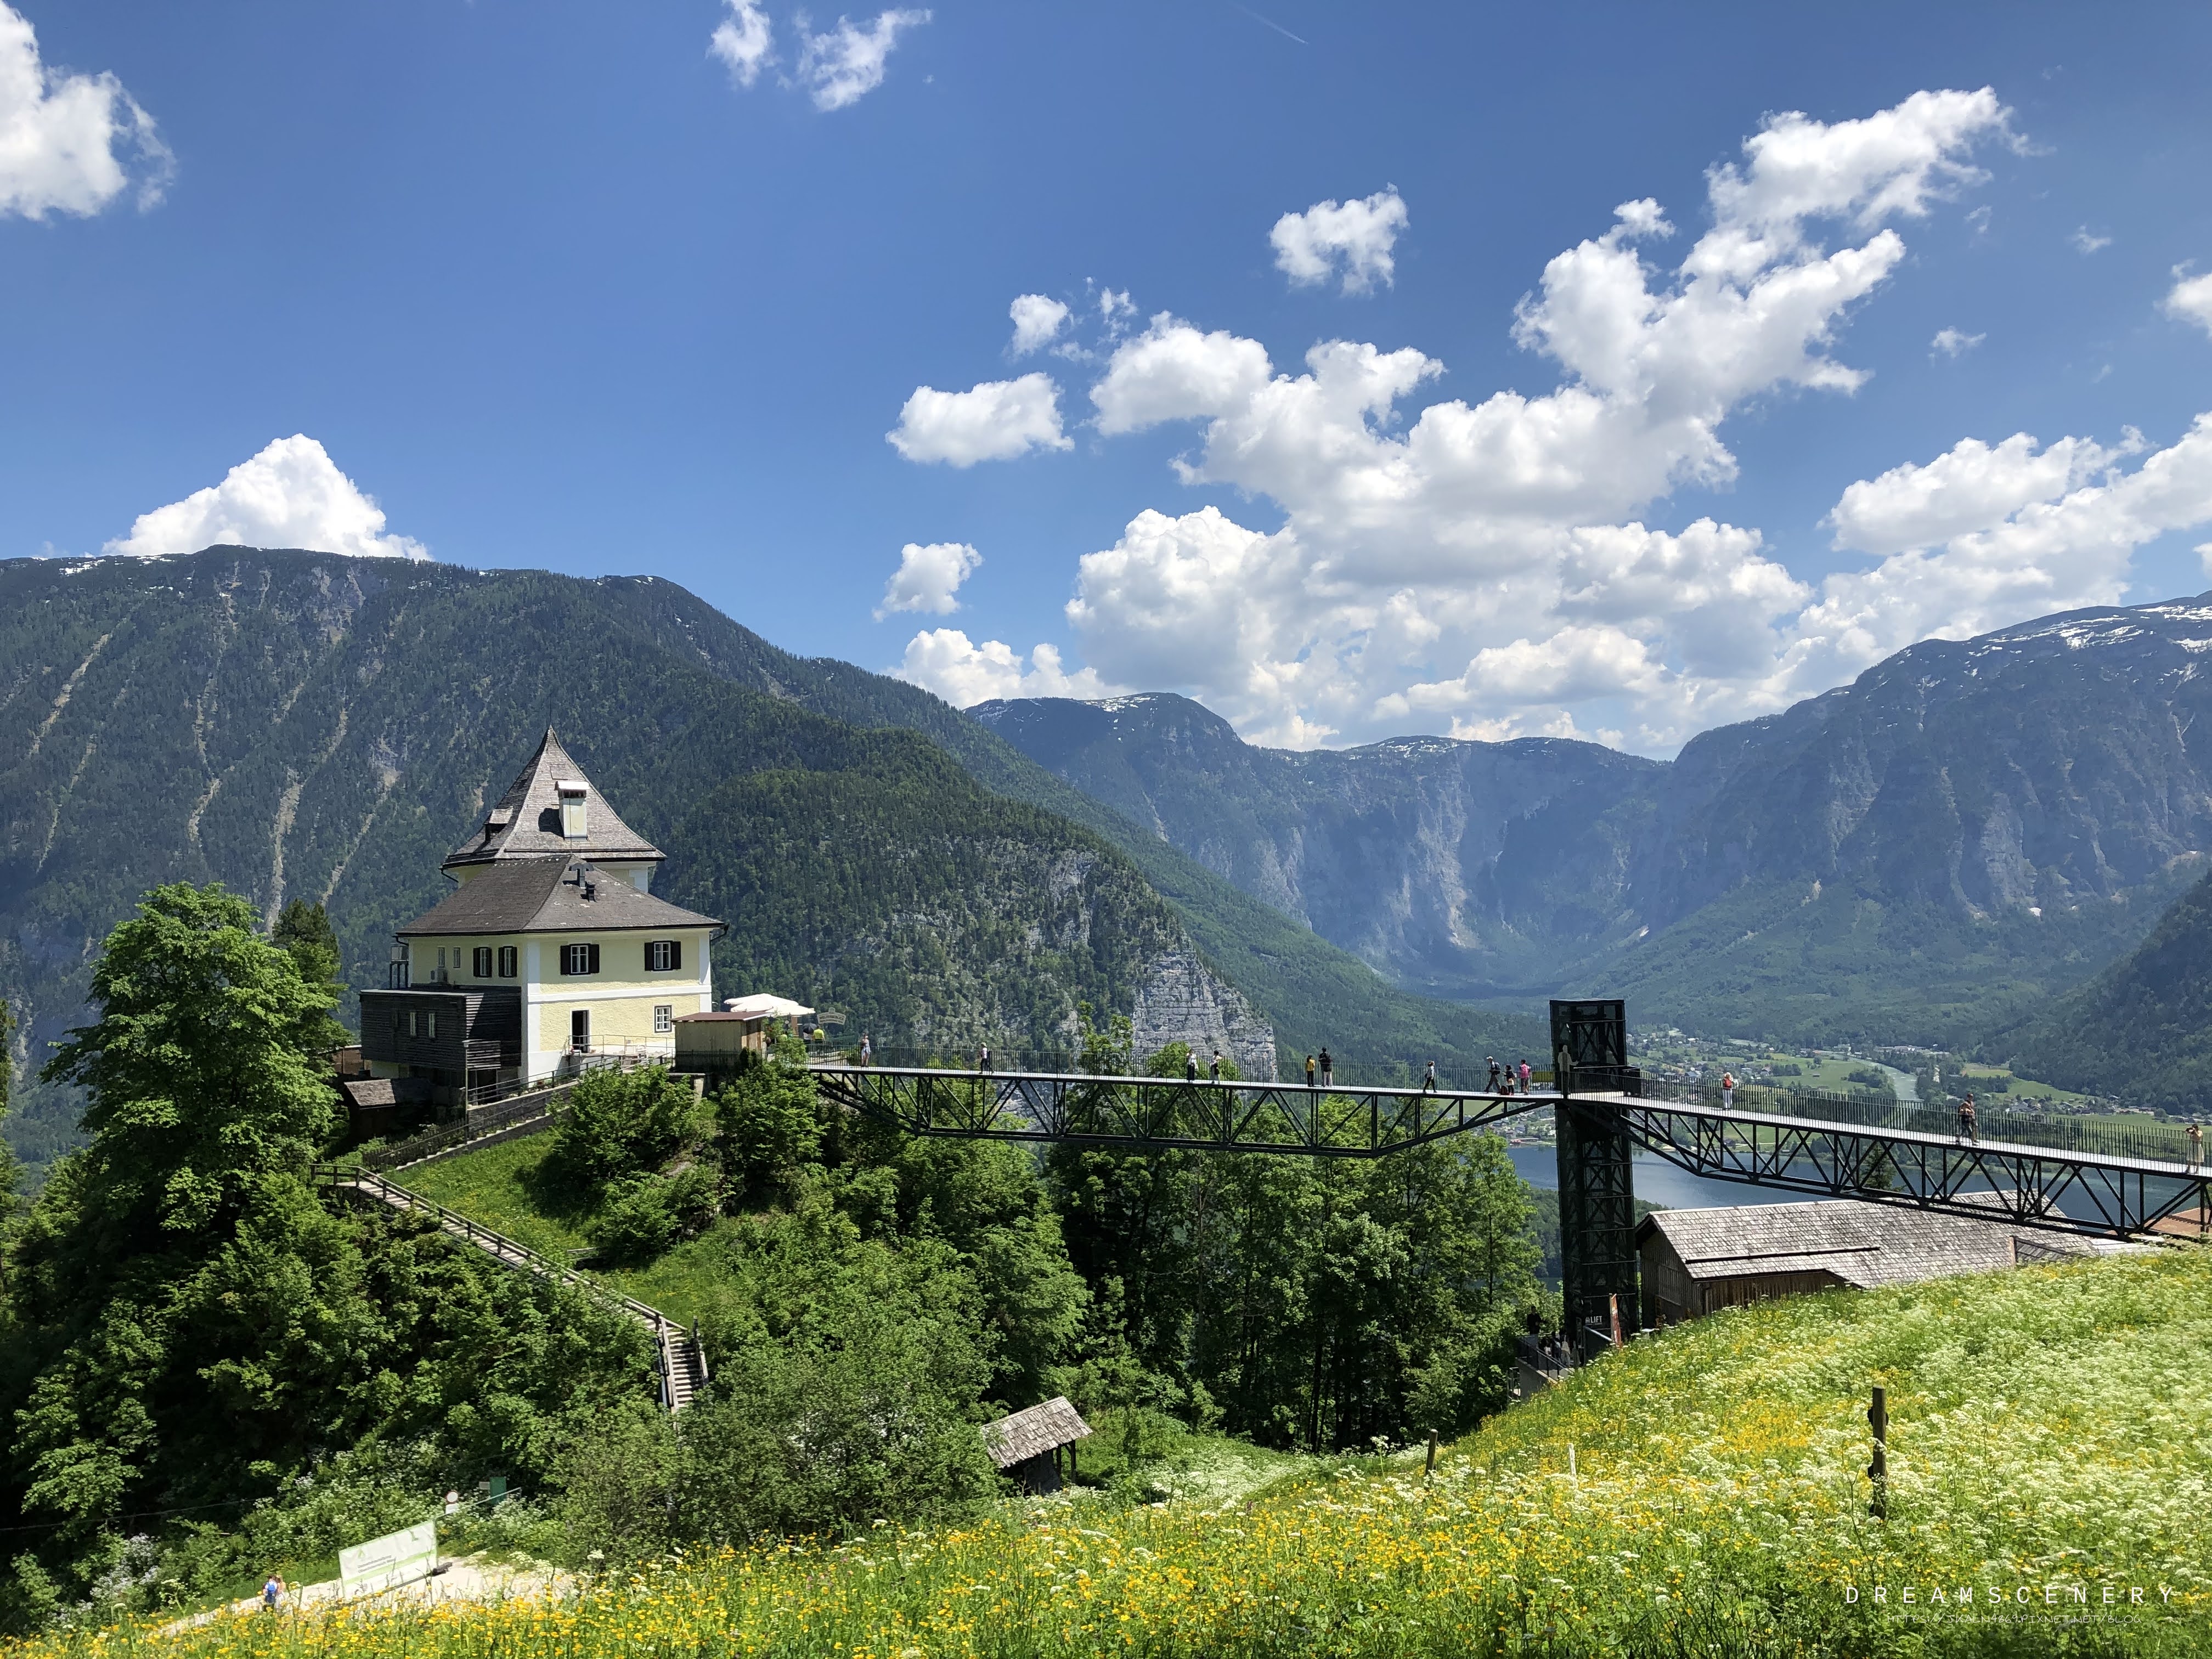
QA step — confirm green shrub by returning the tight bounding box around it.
[546,1066,704,1194]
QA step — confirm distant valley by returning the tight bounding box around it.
[12,550,2212,1178]
[978,595,2212,1064]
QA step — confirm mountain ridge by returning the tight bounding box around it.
[0,548,1541,1175]
[978,592,2212,1046]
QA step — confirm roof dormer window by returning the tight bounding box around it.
[556,779,588,839]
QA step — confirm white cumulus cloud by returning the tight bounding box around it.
[1931,326,1984,358]
[106,436,427,561]
[2166,269,2212,339]
[1791,417,2212,687]
[876,540,980,618]
[0,0,171,218]
[1090,316,1274,437]
[1828,431,2137,557]
[1270,187,1409,295]
[2070,227,2113,254]
[1008,294,1070,356]
[1049,88,2021,748]
[709,1,775,86]
[797,8,928,111]
[887,373,1071,466]
[893,630,1114,707]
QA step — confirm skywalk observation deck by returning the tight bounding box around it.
[808,1063,2212,1241]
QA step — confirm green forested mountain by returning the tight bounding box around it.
[0,548,1533,1175]
[1989,865,2212,1114]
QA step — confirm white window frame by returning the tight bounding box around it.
[653,1004,673,1034]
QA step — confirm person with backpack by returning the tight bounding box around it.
[262,1574,285,1615]
[1720,1070,1736,1109]
[1958,1093,1978,1142]
[1319,1047,1334,1088]
[1487,1056,1503,1093]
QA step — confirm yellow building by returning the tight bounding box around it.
[358,729,720,1102]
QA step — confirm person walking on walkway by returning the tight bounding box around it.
[1209,1049,1224,1083]
[1184,1051,1199,1083]
[1319,1047,1334,1088]
[1959,1092,1978,1143]
[859,1033,872,1066]
[262,1575,285,1615]
[1519,1059,1532,1092]
[1306,1053,1317,1088]
[2187,1120,2204,1170]
[1487,1056,1503,1093]
[1422,1060,1438,1094]
[1720,1071,1736,1110]
[977,1043,992,1074]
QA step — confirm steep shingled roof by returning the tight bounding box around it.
[398,857,718,936]
[983,1396,1092,1470]
[443,727,664,873]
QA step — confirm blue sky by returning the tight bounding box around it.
[5,2,2211,752]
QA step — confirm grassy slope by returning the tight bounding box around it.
[60,1246,2212,1657]
[400,1135,725,1328]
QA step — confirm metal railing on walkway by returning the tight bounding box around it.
[1656,1081,2197,1165]
[310,1162,707,1412]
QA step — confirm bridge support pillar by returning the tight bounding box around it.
[1556,1098,1639,1358]
[1551,999,1640,1360]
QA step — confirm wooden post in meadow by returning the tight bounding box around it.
[1867,1385,1888,1518]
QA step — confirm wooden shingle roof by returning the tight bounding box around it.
[444,729,664,874]
[397,857,719,936]
[983,1396,1092,1469]
[1635,1197,2140,1290]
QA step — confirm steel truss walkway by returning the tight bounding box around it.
[809,1063,1545,1156]
[809,1064,2210,1235]
[1605,1093,2210,1240]
[812,1054,2211,1349]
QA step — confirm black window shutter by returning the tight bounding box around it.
[670,940,681,970]
[585,943,600,974]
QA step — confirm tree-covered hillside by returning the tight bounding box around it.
[0,549,1534,1175]
[1991,864,2212,1114]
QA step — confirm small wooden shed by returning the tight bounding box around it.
[674,994,815,1071]
[983,1396,1093,1494]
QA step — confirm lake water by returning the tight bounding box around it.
[1508,1143,1822,1210]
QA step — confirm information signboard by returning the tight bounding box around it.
[338,1521,438,1598]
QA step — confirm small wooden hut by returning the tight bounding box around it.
[983,1396,1093,1494]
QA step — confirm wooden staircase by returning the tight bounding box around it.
[314,1163,707,1414]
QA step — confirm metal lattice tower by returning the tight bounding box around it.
[1551,1000,1641,1351]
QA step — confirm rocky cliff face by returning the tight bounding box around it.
[1632,601,2212,926]
[972,695,1657,996]
[1131,946,1278,1081]
[978,595,2212,1043]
